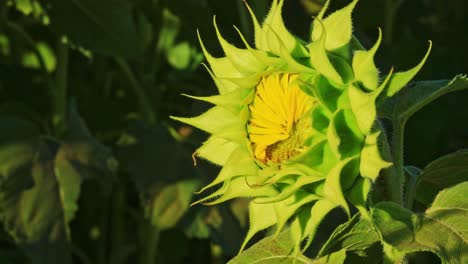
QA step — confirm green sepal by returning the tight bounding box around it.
[324,157,360,217]
[197,146,258,193]
[255,165,316,186]
[254,173,323,204]
[303,74,342,112]
[196,136,239,166]
[360,131,392,181]
[239,202,277,253]
[311,105,331,134]
[347,177,372,218]
[233,26,283,67]
[308,33,343,85]
[170,106,244,141]
[302,199,337,251]
[385,41,432,96]
[273,191,320,237]
[311,0,358,51]
[295,140,338,174]
[220,72,265,89]
[308,23,343,85]
[327,109,364,159]
[197,30,244,78]
[258,0,307,56]
[290,207,312,255]
[213,17,267,74]
[182,87,254,113]
[201,63,239,94]
[349,67,393,134]
[328,52,354,84]
[194,175,278,206]
[352,28,382,91]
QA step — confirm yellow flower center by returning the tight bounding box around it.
[248,73,316,163]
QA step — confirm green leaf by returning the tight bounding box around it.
[311,249,346,264]
[148,179,200,230]
[379,74,468,121]
[0,113,116,264]
[372,182,468,263]
[318,214,379,257]
[49,0,144,58]
[228,230,312,264]
[415,150,468,205]
[384,41,432,97]
[311,0,358,50]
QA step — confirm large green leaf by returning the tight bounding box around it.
[415,150,468,205]
[318,213,379,257]
[378,74,468,121]
[49,0,144,58]
[227,230,312,264]
[0,114,116,264]
[372,182,468,264]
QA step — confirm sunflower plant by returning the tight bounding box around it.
[173,0,468,263]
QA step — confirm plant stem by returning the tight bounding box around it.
[115,58,156,125]
[111,183,126,264]
[53,38,69,136]
[390,118,406,205]
[140,219,160,264]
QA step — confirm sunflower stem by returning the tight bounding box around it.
[390,118,406,205]
[139,218,160,264]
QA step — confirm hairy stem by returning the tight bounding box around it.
[390,118,406,205]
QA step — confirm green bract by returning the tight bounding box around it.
[172,0,431,254]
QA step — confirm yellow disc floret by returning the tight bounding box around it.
[248,73,316,163]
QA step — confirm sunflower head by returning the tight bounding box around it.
[172,0,431,254]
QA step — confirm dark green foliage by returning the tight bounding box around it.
[0,0,466,263]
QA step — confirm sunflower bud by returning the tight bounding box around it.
[172,0,431,254]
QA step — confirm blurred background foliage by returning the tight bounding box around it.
[0,0,466,263]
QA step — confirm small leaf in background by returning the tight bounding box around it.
[372,182,468,263]
[167,42,192,70]
[415,150,468,205]
[228,230,312,264]
[49,0,144,59]
[21,42,57,73]
[149,179,200,230]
